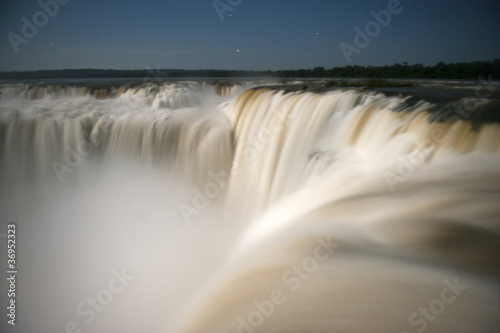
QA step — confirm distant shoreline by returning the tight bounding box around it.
[1,59,499,80]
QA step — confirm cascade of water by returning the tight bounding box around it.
[1,81,499,332]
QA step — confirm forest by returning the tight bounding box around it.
[0,59,498,80]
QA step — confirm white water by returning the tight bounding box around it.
[0,81,499,332]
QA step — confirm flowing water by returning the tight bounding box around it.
[0,79,499,332]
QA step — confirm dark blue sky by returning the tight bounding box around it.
[1,0,499,71]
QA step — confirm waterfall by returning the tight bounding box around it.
[1,81,499,332]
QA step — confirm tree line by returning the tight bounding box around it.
[277,59,500,79]
[1,59,498,80]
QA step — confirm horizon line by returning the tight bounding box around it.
[1,58,500,74]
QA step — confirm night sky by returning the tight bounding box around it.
[1,0,499,71]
